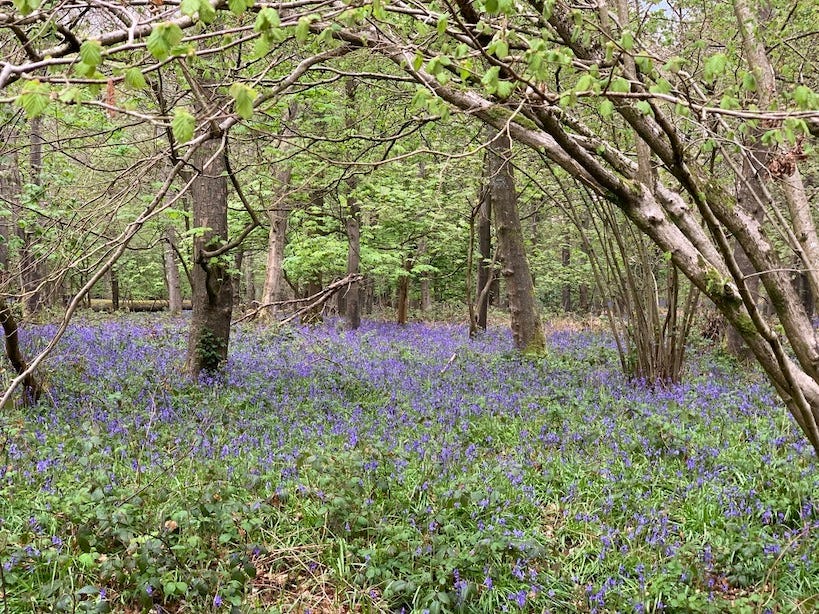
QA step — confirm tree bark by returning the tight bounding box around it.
[19,116,47,316]
[261,101,298,321]
[344,80,362,330]
[488,131,546,354]
[110,267,119,311]
[163,228,183,315]
[396,258,412,325]
[477,184,492,331]
[185,131,233,376]
[0,299,42,404]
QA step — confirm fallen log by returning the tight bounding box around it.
[89,299,192,312]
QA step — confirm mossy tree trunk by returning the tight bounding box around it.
[185,133,233,376]
[488,131,546,354]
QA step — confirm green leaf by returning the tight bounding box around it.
[598,99,614,117]
[793,85,814,110]
[485,0,498,13]
[648,78,671,95]
[254,7,280,30]
[496,80,514,98]
[703,53,727,82]
[180,0,199,17]
[229,82,257,120]
[15,80,50,119]
[124,68,147,90]
[634,55,653,74]
[620,30,634,51]
[295,16,312,43]
[80,40,103,68]
[481,66,500,89]
[609,76,630,93]
[575,74,594,92]
[11,0,41,16]
[228,0,253,15]
[635,100,653,116]
[493,39,509,59]
[197,0,216,23]
[663,56,685,73]
[172,108,196,143]
[146,23,184,60]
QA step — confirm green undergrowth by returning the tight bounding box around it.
[1,319,818,613]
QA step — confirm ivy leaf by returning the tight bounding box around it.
[146,23,184,60]
[16,80,50,119]
[80,40,103,68]
[228,83,257,120]
[124,68,147,90]
[172,108,196,144]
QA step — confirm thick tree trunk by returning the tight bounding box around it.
[164,228,183,315]
[0,299,42,404]
[185,134,233,376]
[488,132,546,354]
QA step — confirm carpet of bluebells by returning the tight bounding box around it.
[2,315,819,613]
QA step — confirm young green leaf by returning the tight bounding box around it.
[124,68,147,90]
[197,0,216,23]
[295,16,312,43]
[703,53,727,82]
[16,81,50,119]
[254,7,280,31]
[172,108,196,143]
[228,0,253,16]
[228,83,257,120]
[146,23,184,60]
[11,0,41,16]
[598,99,615,117]
[80,40,103,68]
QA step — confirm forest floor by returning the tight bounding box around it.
[1,314,818,613]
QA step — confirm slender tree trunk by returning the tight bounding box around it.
[346,204,361,329]
[164,228,182,315]
[233,248,244,309]
[488,131,546,353]
[396,258,412,325]
[561,242,572,313]
[0,299,42,404]
[110,267,119,311]
[477,186,492,331]
[261,102,298,320]
[185,130,233,376]
[244,252,256,305]
[19,117,47,317]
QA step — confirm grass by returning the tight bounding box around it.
[1,315,818,613]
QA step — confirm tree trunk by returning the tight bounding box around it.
[0,299,42,404]
[346,204,361,329]
[261,102,297,321]
[244,251,256,305]
[561,242,572,313]
[488,131,546,354]
[477,186,492,331]
[19,116,47,317]
[185,133,233,376]
[233,248,244,309]
[396,258,411,325]
[164,228,183,315]
[110,267,119,311]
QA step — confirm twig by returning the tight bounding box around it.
[439,352,457,375]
